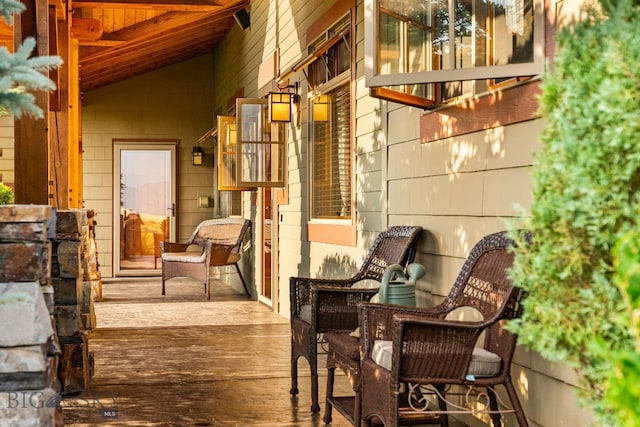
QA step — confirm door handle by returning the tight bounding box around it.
[167,203,175,217]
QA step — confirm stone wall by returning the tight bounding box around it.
[53,210,97,395]
[0,206,101,426]
[0,205,63,426]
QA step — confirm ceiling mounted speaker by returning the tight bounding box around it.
[233,9,250,30]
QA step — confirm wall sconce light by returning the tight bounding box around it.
[268,92,293,123]
[313,95,329,122]
[268,83,300,123]
[192,146,204,166]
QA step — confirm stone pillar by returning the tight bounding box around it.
[0,205,63,426]
[52,210,96,395]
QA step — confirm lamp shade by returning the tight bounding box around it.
[313,95,329,122]
[268,92,293,123]
[192,146,204,166]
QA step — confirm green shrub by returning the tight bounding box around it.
[0,182,13,204]
[603,232,640,426]
[508,0,640,422]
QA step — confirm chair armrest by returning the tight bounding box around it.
[160,242,190,253]
[387,313,487,381]
[359,302,459,357]
[359,303,438,356]
[289,276,359,318]
[310,286,379,332]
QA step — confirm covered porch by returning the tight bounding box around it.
[61,276,469,426]
[59,277,352,426]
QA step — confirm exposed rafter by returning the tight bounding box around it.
[72,0,247,91]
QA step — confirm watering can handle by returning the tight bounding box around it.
[379,263,405,304]
[406,263,426,282]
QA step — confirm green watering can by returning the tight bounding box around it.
[378,262,426,306]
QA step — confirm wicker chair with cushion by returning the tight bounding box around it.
[290,225,423,413]
[359,230,529,427]
[161,218,251,300]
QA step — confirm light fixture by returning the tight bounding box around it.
[233,8,250,30]
[228,122,237,144]
[192,146,204,166]
[313,95,329,122]
[268,92,294,123]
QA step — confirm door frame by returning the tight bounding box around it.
[112,139,178,276]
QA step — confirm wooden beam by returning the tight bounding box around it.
[72,0,227,12]
[48,6,60,111]
[80,33,223,90]
[69,38,82,208]
[49,9,70,208]
[48,0,67,20]
[14,0,50,205]
[0,20,13,51]
[79,10,232,57]
[71,17,103,41]
[79,20,226,75]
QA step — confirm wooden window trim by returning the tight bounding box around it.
[308,222,356,246]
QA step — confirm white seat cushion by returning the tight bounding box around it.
[371,340,501,379]
[161,251,206,263]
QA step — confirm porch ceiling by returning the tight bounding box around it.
[74,0,247,92]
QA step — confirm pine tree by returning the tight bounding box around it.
[0,0,62,118]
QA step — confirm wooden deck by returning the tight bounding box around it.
[61,277,469,426]
[61,277,357,426]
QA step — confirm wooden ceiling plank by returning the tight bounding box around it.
[74,0,248,91]
[79,10,232,59]
[74,0,224,13]
[80,28,224,76]
[82,43,218,90]
[80,25,227,74]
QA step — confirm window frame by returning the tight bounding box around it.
[364,0,545,87]
[304,7,357,246]
[235,98,287,188]
[217,115,256,191]
[308,74,352,222]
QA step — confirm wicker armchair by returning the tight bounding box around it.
[359,230,529,427]
[161,218,251,300]
[290,225,423,413]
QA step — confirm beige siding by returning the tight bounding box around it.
[0,115,14,185]
[205,0,593,425]
[82,55,216,277]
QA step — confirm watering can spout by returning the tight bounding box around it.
[378,262,426,306]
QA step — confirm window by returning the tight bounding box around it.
[308,15,353,221]
[365,0,544,107]
[218,115,255,191]
[236,98,286,188]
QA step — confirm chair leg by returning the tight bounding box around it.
[505,382,529,427]
[234,263,251,296]
[435,385,449,427]
[310,352,320,413]
[323,366,335,424]
[486,387,502,427]
[290,352,299,397]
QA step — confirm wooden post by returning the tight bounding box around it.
[50,4,69,208]
[14,0,51,205]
